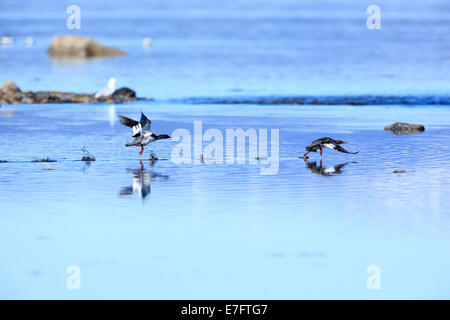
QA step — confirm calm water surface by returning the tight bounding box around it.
[1,0,449,299]
[0,103,449,299]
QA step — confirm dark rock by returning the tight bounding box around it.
[384,122,425,135]
[0,80,148,104]
[31,158,57,162]
[112,87,136,102]
[81,156,95,161]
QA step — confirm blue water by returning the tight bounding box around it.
[1,0,449,99]
[1,0,450,299]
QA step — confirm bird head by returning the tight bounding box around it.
[108,77,116,89]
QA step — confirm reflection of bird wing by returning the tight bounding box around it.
[132,177,141,193]
[140,112,152,133]
[120,187,133,196]
[322,142,358,154]
[141,184,151,199]
[323,162,356,175]
[323,167,337,174]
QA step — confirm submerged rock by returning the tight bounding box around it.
[31,158,57,162]
[81,156,95,161]
[48,35,125,58]
[0,80,148,104]
[81,146,95,161]
[384,122,425,135]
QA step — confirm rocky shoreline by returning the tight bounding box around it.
[0,80,149,104]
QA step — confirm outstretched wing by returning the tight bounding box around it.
[119,115,142,137]
[140,112,152,133]
[323,142,359,154]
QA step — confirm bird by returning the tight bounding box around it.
[0,36,14,45]
[94,77,116,98]
[142,37,152,48]
[302,137,358,158]
[119,112,171,156]
[25,37,34,46]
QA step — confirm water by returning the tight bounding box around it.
[1,0,450,299]
[1,0,449,98]
[1,103,450,299]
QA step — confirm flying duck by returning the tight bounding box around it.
[119,112,171,155]
[303,137,358,158]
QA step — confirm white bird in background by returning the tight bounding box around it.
[0,36,14,45]
[95,77,116,98]
[25,37,34,46]
[142,37,152,48]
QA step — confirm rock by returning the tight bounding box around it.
[384,122,425,135]
[48,35,125,58]
[112,87,136,102]
[31,158,57,163]
[0,80,20,93]
[0,81,148,104]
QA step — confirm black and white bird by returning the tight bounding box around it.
[303,137,358,158]
[119,112,171,155]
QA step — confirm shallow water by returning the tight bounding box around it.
[0,103,450,299]
[1,0,450,299]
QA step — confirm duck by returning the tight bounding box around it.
[302,137,358,158]
[119,112,171,155]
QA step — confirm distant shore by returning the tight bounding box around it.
[0,80,150,104]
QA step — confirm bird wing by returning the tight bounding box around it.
[140,112,152,133]
[119,115,142,137]
[323,142,359,154]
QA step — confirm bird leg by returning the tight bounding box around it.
[320,147,323,156]
[303,151,310,157]
[139,146,144,155]
[140,160,144,171]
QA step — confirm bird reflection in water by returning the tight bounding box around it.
[120,161,169,199]
[303,159,356,176]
